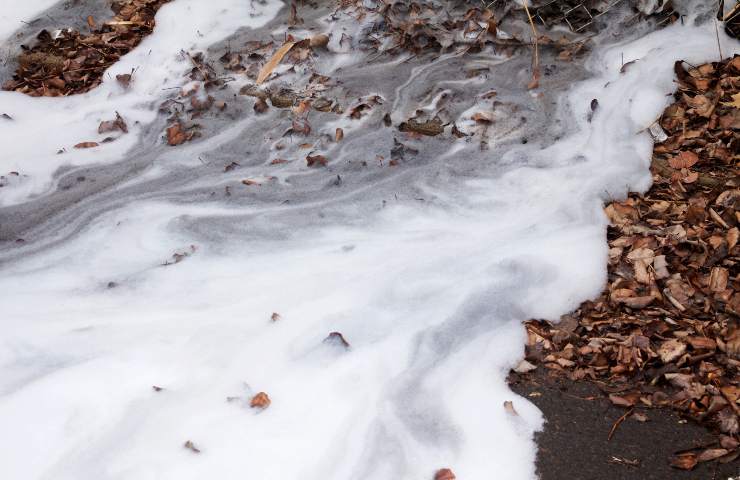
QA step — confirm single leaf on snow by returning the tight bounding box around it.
[434,468,456,480]
[250,392,271,409]
[256,41,297,85]
[74,142,99,149]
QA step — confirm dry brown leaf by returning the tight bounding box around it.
[657,338,686,364]
[306,154,328,167]
[256,41,297,85]
[434,468,456,480]
[721,92,740,108]
[697,448,728,463]
[74,142,99,149]
[250,392,271,409]
[503,400,519,416]
[626,247,654,284]
[670,452,697,470]
[310,34,330,49]
[668,151,698,169]
[609,393,638,407]
[708,267,729,292]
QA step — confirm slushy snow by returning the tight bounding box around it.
[0,2,737,479]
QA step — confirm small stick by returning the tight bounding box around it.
[713,19,724,61]
[608,408,633,441]
[522,2,540,89]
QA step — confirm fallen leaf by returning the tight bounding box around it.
[668,151,698,169]
[708,267,728,292]
[74,142,99,149]
[670,452,697,470]
[697,448,728,463]
[503,400,519,416]
[324,331,350,348]
[609,393,638,407]
[256,41,297,85]
[434,468,456,480]
[657,338,686,364]
[306,154,328,167]
[721,92,740,108]
[250,392,271,409]
[310,34,330,49]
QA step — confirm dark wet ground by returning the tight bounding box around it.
[509,370,739,480]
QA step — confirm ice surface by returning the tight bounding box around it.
[0,1,61,42]
[0,2,737,479]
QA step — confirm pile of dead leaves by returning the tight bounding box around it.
[515,55,740,471]
[2,0,170,96]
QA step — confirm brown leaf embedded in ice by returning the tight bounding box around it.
[306,154,328,167]
[399,118,444,136]
[250,392,271,409]
[254,98,269,114]
[98,112,128,134]
[270,312,281,322]
[434,468,456,480]
[335,128,344,142]
[74,142,99,149]
[309,34,330,49]
[256,41,297,85]
[471,112,492,124]
[166,122,194,146]
[657,338,686,364]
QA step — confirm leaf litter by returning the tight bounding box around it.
[513,54,740,470]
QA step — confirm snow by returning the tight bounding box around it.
[0,2,738,480]
[0,0,282,206]
[0,1,60,42]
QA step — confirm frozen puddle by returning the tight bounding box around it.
[0,2,736,479]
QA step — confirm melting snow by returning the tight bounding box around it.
[0,1,737,479]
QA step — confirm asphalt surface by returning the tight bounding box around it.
[509,370,739,480]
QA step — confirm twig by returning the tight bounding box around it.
[713,19,724,62]
[608,407,633,441]
[522,2,540,89]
